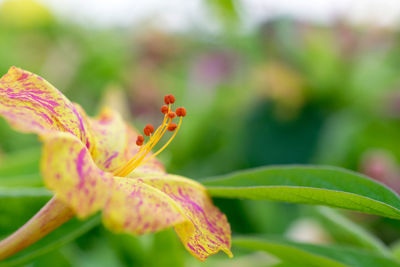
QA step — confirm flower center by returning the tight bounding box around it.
[113,94,186,177]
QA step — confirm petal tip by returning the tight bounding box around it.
[225,248,234,258]
[8,66,22,76]
[192,246,233,262]
[1,66,29,83]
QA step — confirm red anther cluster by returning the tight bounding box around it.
[175,107,186,117]
[164,94,175,105]
[143,124,155,136]
[136,135,144,146]
[167,123,178,131]
[168,111,176,119]
[161,105,169,114]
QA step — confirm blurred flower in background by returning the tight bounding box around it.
[360,149,400,193]
[190,49,238,89]
[253,60,305,119]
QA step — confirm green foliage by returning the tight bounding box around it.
[0,188,50,236]
[0,215,100,267]
[313,207,390,256]
[233,236,400,267]
[203,166,400,219]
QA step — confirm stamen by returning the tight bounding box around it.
[167,123,177,131]
[164,94,175,104]
[136,135,144,146]
[164,95,170,104]
[114,116,170,177]
[141,117,183,165]
[143,124,154,136]
[113,114,169,176]
[176,107,186,117]
[161,105,168,114]
[168,95,175,104]
[168,111,176,119]
[113,95,185,177]
[117,120,171,175]
[124,119,171,172]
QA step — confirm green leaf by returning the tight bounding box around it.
[0,147,40,176]
[0,215,101,267]
[0,187,52,236]
[391,240,400,262]
[314,207,390,256]
[0,174,43,187]
[202,166,400,219]
[233,236,400,267]
[0,187,51,198]
[149,229,185,267]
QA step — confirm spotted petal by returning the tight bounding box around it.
[41,132,112,218]
[140,175,232,261]
[0,67,91,147]
[84,107,129,172]
[102,177,186,235]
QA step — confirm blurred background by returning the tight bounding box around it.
[2,0,400,266]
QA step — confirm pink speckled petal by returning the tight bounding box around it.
[140,175,232,261]
[41,132,112,218]
[84,107,128,172]
[102,177,186,235]
[0,67,92,148]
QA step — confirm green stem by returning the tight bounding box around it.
[0,196,74,260]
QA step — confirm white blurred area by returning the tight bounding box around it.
[2,0,400,30]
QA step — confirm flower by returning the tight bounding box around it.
[0,67,232,261]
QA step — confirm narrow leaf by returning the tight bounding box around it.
[202,166,400,219]
[314,206,390,256]
[0,174,43,187]
[233,236,400,267]
[0,187,51,198]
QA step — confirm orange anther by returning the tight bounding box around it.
[164,94,175,104]
[167,123,178,131]
[168,111,176,119]
[161,105,169,114]
[136,135,144,146]
[168,95,175,104]
[136,140,143,146]
[143,124,155,136]
[175,107,186,117]
[164,95,170,104]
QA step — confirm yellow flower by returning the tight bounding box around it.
[0,67,232,261]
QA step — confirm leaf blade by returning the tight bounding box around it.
[233,236,400,267]
[314,207,390,256]
[233,237,346,267]
[202,166,400,219]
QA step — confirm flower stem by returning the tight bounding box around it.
[0,196,74,260]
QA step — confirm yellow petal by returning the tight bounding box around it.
[102,177,186,235]
[41,132,112,218]
[140,175,232,261]
[86,107,128,172]
[0,67,92,148]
